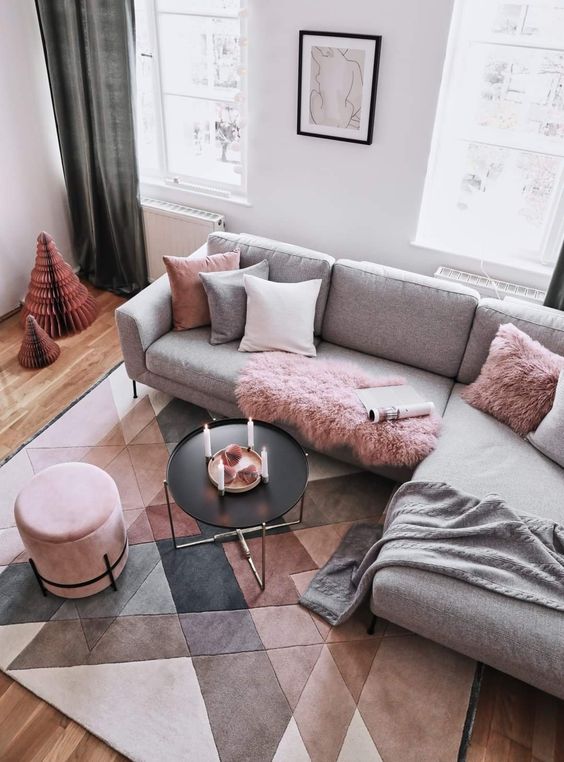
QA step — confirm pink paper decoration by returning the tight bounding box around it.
[18,315,61,369]
[21,232,98,337]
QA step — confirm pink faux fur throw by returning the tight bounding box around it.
[461,323,564,436]
[235,353,442,468]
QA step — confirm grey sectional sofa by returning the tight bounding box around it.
[116,232,564,699]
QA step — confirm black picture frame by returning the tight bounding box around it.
[297,30,382,145]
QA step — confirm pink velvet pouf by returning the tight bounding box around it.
[14,462,128,598]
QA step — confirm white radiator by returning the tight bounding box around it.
[141,197,225,281]
[434,266,546,305]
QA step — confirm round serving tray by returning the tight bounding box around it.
[207,447,263,493]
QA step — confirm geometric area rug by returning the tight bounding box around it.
[0,364,477,762]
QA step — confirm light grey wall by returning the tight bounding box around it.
[0,0,73,316]
[143,0,548,291]
[147,0,547,287]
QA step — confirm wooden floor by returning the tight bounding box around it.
[468,668,564,762]
[0,284,125,462]
[0,672,125,762]
[0,283,562,762]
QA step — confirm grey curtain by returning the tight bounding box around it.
[545,241,564,311]
[36,0,147,295]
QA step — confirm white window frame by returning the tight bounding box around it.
[136,0,247,200]
[415,0,564,273]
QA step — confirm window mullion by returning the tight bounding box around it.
[157,10,238,21]
[150,4,169,177]
[519,5,528,36]
[455,133,564,159]
[468,36,564,53]
[206,22,214,99]
[161,90,235,104]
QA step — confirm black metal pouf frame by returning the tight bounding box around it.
[28,540,128,597]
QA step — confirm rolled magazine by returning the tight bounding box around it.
[373,402,435,422]
[356,385,435,422]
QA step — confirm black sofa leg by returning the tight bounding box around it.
[367,614,377,635]
[132,380,138,399]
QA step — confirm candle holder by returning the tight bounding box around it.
[207,446,262,494]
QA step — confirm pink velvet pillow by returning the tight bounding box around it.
[461,323,564,436]
[164,251,240,331]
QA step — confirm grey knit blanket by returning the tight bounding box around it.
[300,481,564,625]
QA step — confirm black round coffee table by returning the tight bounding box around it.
[164,419,308,590]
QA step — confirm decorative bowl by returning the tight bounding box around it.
[208,447,262,493]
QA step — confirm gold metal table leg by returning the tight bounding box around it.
[164,480,304,591]
[236,524,266,590]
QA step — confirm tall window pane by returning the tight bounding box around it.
[416,0,564,267]
[135,0,245,193]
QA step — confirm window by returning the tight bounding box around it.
[135,0,246,197]
[416,0,564,270]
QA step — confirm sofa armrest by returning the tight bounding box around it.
[115,275,173,380]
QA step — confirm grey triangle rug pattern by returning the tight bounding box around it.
[0,365,476,762]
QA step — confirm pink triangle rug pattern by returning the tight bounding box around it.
[0,364,477,762]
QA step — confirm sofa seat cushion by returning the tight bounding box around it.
[145,334,454,419]
[146,327,249,403]
[371,567,564,699]
[415,384,564,524]
[316,342,454,414]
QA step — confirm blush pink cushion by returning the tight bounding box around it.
[461,323,564,436]
[164,251,240,331]
[15,462,128,598]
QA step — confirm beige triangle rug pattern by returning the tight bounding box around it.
[0,364,477,762]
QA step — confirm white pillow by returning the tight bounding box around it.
[239,275,322,356]
[527,371,564,467]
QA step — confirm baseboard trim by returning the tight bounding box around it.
[0,304,22,323]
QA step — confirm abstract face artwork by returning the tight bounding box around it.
[298,32,381,144]
[310,46,366,131]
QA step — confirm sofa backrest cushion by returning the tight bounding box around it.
[322,260,480,378]
[207,232,334,335]
[458,297,564,384]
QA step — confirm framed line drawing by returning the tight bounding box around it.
[297,31,382,145]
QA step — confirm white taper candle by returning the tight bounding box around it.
[217,461,225,492]
[261,447,269,481]
[247,418,254,449]
[203,424,211,458]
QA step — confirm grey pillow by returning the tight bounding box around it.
[200,260,269,344]
[527,371,564,467]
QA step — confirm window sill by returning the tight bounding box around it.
[411,238,554,288]
[140,178,252,208]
